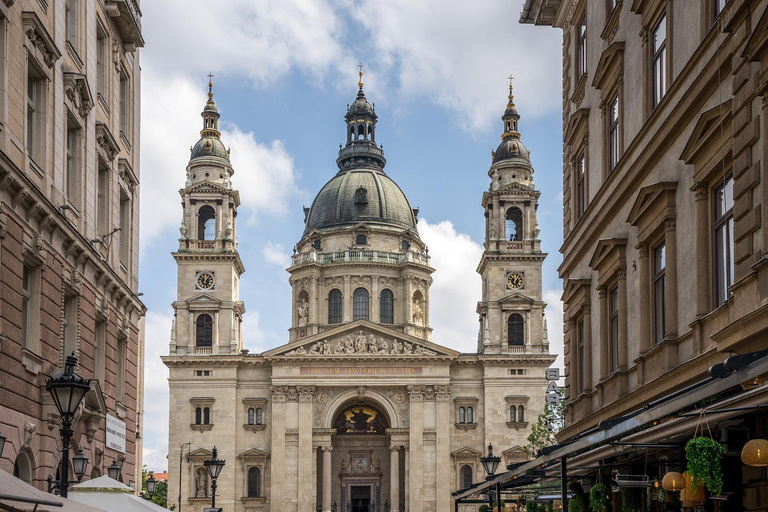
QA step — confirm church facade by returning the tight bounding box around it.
[163,75,555,512]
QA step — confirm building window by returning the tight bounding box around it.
[116,335,126,401]
[609,285,619,373]
[63,294,78,358]
[65,0,80,49]
[26,68,46,165]
[328,289,342,324]
[507,314,524,346]
[96,27,108,100]
[609,95,620,171]
[312,239,321,251]
[66,119,81,204]
[21,265,41,351]
[653,242,666,344]
[256,408,263,425]
[119,70,130,137]
[714,176,734,307]
[518,406,525,422]
[460,465,473,490]
[576,153,586,218]
[353,288,369,321]
[248,467,261,497]
[506,207,523,241]
[355,234,367,246]
[402,240,410,251]
[195,407,202,425]
[247,408,254,425]
[196,314,213,347]
[577,15,587,79]
[97,162,110,235]
[714,0,729,19]
[651,13,667,109]
[459,407,465,423]
[467,407,473,423]
[510,405,517,422]
[607,0,619,14]
[203,407,210,424]
[94,319,106,383]
[577,317,585,394]
[198,205,216,241]
[379,289,394,324]
[119,194,131,265]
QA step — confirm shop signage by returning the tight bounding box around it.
[300,367,422,375]
[545,368,562,405]
[106,414,126,453]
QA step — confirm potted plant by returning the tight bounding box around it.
[620,488,643,512]
[568,481,588,512]
[479,505,491,512]
[685,436,723,495]
[590,483,610,512]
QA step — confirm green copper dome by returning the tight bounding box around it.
[191,137,229,160]
[304,168,417,235]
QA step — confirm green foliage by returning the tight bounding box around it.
[525,387,565,456]
[620,488,643,512]
[479,505,491,512]
[527,502,547,512]
[568,481,588,512]
[590,483,610,512]
[141,468,169,509]
[685,436,723,495]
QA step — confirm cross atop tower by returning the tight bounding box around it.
[358,63,364,89]
[507,75,515,105]
[207,73,215,98]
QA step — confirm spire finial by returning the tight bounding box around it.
[507,75,515,104]
[358,63,364,89]
[207,72,215,100]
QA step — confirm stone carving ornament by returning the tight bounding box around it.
[283,330,436,356]
[297,298,309,326]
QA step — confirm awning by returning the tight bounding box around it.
[68,476,169,512]
[455,350,768,500]
[0,469,105,511]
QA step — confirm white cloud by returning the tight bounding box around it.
[344,0,562,131]
[262,242,289,266]
[141,311,173,472]
[543,288,565,372]
[418,218,484,352]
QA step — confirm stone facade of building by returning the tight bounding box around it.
[164,76,554,512]
[521,0,768,444]
[0,0,144,493]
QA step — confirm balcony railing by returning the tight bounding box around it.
[195,347,212,355]
[291,249,430,267]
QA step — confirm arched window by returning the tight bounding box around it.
[467,407,473,424]
[203,407,210,425]
[459,407,465,423]
[247,408,254,425]
[256,408,263,425]
[506,207,523,241]
[460,465,473,490]
[510,405,517,422]
[350,126,355,139]
[508,314,524,346]
[195,407,202,425]
[358,124,365,139]
[353,288,369,321]
[14,452,32,484]
[248,467,261,497]
[196,314,213,347]
[198,205,216,241]
[518,406,525,423]
[380,289,394,324]
[328,289,342,324]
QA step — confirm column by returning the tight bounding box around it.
[583,305,593,392]
[694,186,711,317]
[564,319,575,400]
[597,286,609,380]
[310,276,318,325]
[407,386,423,512]
[404,447,410,512]
[664,219,678,339]
[435,386,451,512]
[216,199,223,240]
[636,243,651,354]
[322,447,333,512]
[343,276,351,322]
[270,386,287,509]
[405,278,413,323]
[372,276,380,322]
[617,269,628,370]
[389,446,400,512]
[213,310,220,353]
[298,386,316,511]
[493,196,501,240]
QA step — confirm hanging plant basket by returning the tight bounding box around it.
[685,436,723,495]
[590,483,610,512]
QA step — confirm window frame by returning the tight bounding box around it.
[379,289,394,324]
[328,289,342,324]
[652,241,666,345]
[352,287,370,321]
[96,24,109,103]
[608,284,619,373]
[608,94,620,172]
[651,11,667,110]
[507,313,525,346]
[97,159,111,235]
[713,176,734,307]
[576,152,586,218]
[576,316,585,394]
[576,14,587,79]
[195,314,213,347]
[26,64,47,168]
[247,466,262,498]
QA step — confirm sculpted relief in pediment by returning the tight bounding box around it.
[283,330,437,356]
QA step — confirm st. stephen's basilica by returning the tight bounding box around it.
[163,70,555,512]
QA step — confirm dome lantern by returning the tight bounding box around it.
[492,76,532,166]
[189,74,230,162]
[338,64,386,170]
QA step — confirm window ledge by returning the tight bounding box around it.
[571,74,587,106]
[601,1,623,42]
[241,497,267,502]
[65,41,83,70]
[120,131,131,153]
[115,401,128,419]
[190,423,213,432]
[22,348,45,375]
[243,424,267,432]
[97,93,111,116]
[455,423,477,431]
[506,421,529,430]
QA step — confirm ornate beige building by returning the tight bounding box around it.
[163,75,555,512]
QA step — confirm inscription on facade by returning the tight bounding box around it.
[300,367,422,375]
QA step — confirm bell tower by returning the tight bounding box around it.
[477,80,549,355]
[169,78,245,356]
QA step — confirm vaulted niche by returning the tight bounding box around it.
[333,405,388,435]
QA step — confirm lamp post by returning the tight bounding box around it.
[146,472,157,496]
[178,442,191,512]
[203,446,225,509]
[45,353,91,498]
[481,443,502,512]
[106,459,122,481]
[72,450,89,482]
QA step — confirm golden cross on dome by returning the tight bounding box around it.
[358,63,364,89]
[508,75,514,92]
[207,73,214,98]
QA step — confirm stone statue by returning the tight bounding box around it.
[355,332,367,353]
[322,339,331,354]
[402,341,414,354]
[368,333,378,353]
[309,341,322,355]
[344,335,355,354]
[195,469,207,497]
[335,339,345,354]
[391,339,403,354]
[412,300,424,325]
[378,338,389,353]
[489,223,497,239]
[297,299,309,326]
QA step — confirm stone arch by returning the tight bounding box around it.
[321,388,402,429]
[13,448,33,484]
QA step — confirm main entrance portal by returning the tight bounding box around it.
[351,485,371,512]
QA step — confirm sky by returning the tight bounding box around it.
[138,0,564,472]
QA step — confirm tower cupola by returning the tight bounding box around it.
[492,77,531,167]
[190,75,230,162]
[337,64,386,170]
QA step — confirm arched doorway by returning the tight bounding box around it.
[323,400,400,512]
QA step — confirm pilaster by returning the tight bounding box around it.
[407,386,424,512]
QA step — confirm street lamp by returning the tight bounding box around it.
[146,472,157,496]
[203,446,226,509]
[481,443,502,512]
[45,353,91,498]
[72,450,89,481]
[107,460,122,481]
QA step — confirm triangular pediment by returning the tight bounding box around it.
[451,446,482,458]
[680,100,732,165]
[562,278,591,303]
[185,293,221,304]
[264,319,459,358]
[237,448,270,459]
[188,448,213,459]
[497,181,537,195]
[185,180,230,194]
[498,292,536,305]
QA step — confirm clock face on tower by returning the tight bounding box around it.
[195,271,215,291]
[506,271,525,290]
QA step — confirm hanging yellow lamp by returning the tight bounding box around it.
[741,438,768,467]
[662,471,685,492]
[681,472,705,506]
